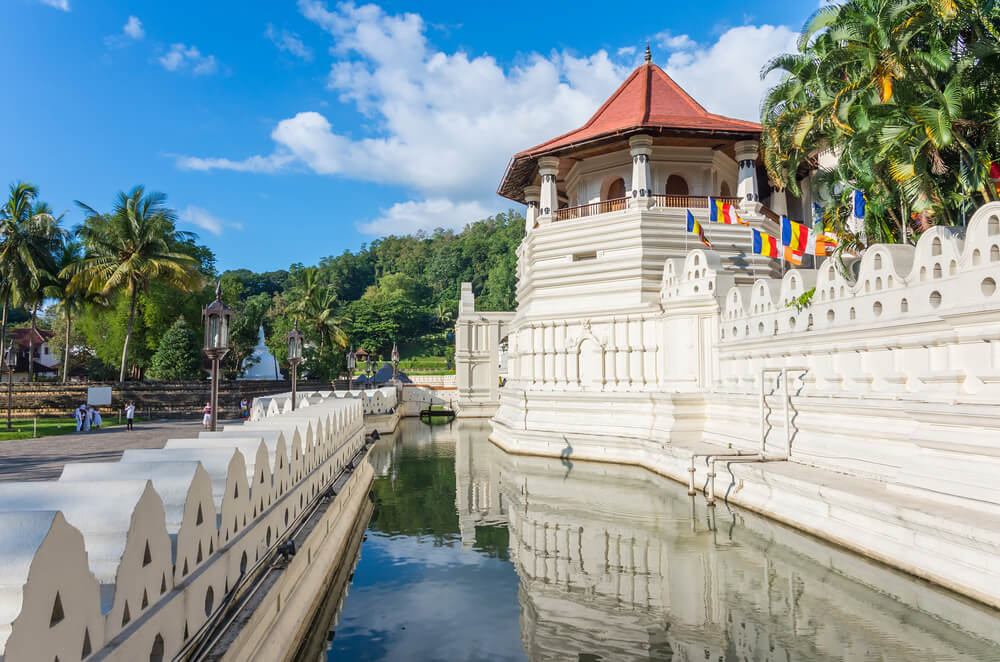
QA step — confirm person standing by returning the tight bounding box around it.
[92,407,102,430]
[74,404,84,432]
[202,402,212,430]
[79,404,90,432]
[125,401,135,431]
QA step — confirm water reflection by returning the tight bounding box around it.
[316,419,1000,662]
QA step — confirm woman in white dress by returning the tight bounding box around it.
[202,402,212,429]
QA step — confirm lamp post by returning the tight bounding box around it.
[202,282,233,432]
[391,342,400,382]
[287,320,304,411]
[367,354,375,384]
[346,347,356,388]
[4,342,15,431]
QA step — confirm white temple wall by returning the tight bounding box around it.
[0,395,368,662]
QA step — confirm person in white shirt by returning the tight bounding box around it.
[74,405,84,432]
[125,402,135,431]
[91,407,102,430]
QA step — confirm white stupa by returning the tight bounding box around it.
[239,325,283,380]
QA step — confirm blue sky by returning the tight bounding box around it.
[2,0,816,272]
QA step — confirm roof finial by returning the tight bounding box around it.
[644,41,651,63]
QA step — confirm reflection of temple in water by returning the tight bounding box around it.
[451,421,1000,662]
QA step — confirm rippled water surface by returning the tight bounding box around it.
[307,419,1000,662]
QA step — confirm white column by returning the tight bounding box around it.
[629,135,653,208]
[555,322,567,387]
[524,185,540,233]
[735,140,761,211]
[532,324,544,387]
[537,157,559,225]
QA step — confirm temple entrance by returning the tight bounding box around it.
[666,175,689,196]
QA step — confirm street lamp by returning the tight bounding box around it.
[202,282,234,432]
[346,347,356,388]
[286,320,304,411]
[4,341,15,431]
[391,342,400,382]
[366,354,375,383]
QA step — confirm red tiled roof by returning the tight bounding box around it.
[520,62,760,157]
[8,327,53,349]
[498,61,762,202]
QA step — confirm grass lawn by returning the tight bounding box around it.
[0,416,150,442]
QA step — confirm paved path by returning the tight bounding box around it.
[0,419,238,482]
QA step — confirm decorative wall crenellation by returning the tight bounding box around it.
[0,387,385,662]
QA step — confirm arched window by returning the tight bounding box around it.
[720,181,732,197]
[666,175,689,196]
[606,178,626,200]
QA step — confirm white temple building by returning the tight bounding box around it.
[456,52,1000,609]
[239,326,283,381]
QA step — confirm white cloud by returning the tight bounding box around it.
[159,43,218,75]
[179,205,243,236]
[265,23,313,60]
[177,1,798,236]
[39,0,69,11]
[105,15,145,48]
[123,16,145,40]
[662,24,799,121]
[356,199,492,236]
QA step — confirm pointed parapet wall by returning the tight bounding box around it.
[0,480,172,643]
[711,203,1000,398]
[58,461,215,588]
[0,511,104,662]
[0,390,370,662]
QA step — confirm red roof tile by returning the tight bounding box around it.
[519,62,760,157]
[498,61,761,202]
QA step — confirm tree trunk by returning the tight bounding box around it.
[120,288,138,383]
[28,303,37,382]
[62,309,72,383]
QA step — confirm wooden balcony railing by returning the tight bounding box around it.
[552,195,747,223]
[554,197,628,221]
[650,195,743,210]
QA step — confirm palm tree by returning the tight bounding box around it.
[760,0,1000,243]
[0,184,65,380]
[65,187,203,382]
[47,238,89,382]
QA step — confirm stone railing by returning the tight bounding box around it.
[250,386,398,421]
[0,391,369,662]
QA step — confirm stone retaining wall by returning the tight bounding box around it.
[1,380,333,418]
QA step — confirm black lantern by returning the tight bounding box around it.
[286,320,305,410]
[4,341,15,431]
[391,342,400,382]
[202,282,234,431]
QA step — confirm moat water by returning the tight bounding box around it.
[302,419,1000,661]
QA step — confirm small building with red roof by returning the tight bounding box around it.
[6,327,60,380]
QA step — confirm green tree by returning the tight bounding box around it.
[46,238,89,382]
[66,187,204,382]
[761,0,1000,245]
[0,182,65,376]
[148,317,202,380]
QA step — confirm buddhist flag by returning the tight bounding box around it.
[781,216,812,253]
[814,232,838,256]
[784,246,803,266]
[852,190,867,219]
[686,210,711,248]
[709,197,745,225]
[752,228,780,258]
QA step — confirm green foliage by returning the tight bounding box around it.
[148,317,202,380]
[761,0,1000,245]
[788,288,816,312]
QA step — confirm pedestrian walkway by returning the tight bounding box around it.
[0,419,231,482]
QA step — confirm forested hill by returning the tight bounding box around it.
[218,210,525,378]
